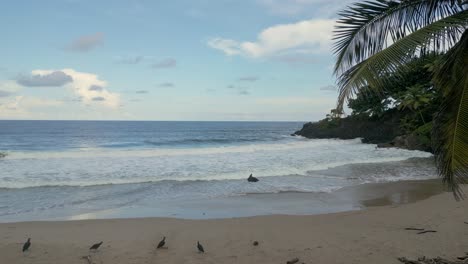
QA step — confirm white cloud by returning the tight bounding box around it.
[0,80,22,94]
[0,96,64,118]
[30,69,120,109]
[208,19,335,58]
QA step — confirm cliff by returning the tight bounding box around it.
[294,113,432,152]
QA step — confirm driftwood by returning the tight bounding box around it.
[404,227,437,234]
[286,257,299,264]
[417,230,437,234]
[398,256,468,264]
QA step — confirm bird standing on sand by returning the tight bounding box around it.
[22,238,31,252]
[90,241,103,251]
[157,236,166,249]
[197,241,205,253]
[247,174,259,182]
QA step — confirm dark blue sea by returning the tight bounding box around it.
[0,120,435,222]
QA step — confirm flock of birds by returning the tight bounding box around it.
[20,174,260,255]
[22,237,206,253]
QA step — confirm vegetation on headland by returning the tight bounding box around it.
[296,54,441,152]
[298,0,467,197]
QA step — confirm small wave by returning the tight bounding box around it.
[142,137,272,146]
[0,138,434,190]
[5,138,366,160]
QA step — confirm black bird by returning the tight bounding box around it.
[22,238,31,252]
[247,174,259,182]
[89,241,103,251]
[197,241,205,253]
[157,236,166,249]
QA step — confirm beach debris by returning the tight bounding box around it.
[404,227,438,234]
[286,257,299,264]
[197,241,205,253]
[417,230,437,235]
[464,222,468,224]
[22,238,31,252]
[90,241,103,251]
[248,174,259,182]
[405,227,425,231]
[253,241,259,246]
[157,236,166,249]
[398,256,468,263]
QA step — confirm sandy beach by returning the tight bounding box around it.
[1,183,467,264]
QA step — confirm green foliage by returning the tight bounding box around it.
[413,122,433,148]
[348,88,390,118]
[396,84,434,112]
[320,109,343,129]
[432,30,468,198]
[333,0,468,197]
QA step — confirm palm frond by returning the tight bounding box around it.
[336,10,468,110]
[432,30,468,199]
[333,0,466,75]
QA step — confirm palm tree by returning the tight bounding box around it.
[396,84,434,124]
[332,0,467,198]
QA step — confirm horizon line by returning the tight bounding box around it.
[0,119,311,123]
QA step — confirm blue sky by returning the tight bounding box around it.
[0,0,354,121]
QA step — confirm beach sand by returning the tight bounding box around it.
[1,184,467,264]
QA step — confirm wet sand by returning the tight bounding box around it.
[1,180,466,264]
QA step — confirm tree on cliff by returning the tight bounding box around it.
[332,0,467,197]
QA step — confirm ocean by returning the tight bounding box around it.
[0,120,435,222]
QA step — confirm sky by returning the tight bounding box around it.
[0,0,355,121]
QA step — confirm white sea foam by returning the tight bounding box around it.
[0,138,433,189]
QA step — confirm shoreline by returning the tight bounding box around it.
[1,183,465,264]
[1,178,445,223]
[0,178,443,223]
